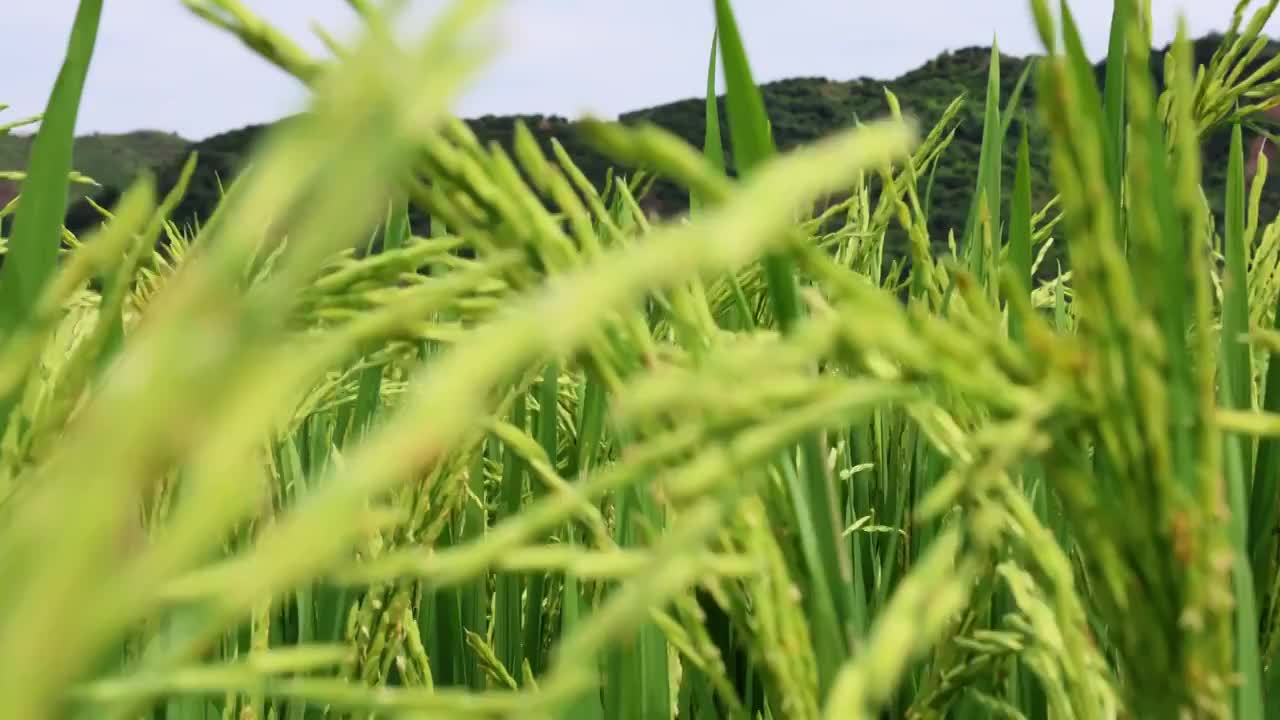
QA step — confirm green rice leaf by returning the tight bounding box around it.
[0,0,103,337]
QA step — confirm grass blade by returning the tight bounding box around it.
[1222,121,1265,718]
[693,28,725,212]
[521,363,561,675]
[495,392,528,681]
[711,9,856,693]
[712,0,800,332]
[1008,121,1033,343]
[1102,0,1130,213]
[962,41,1003,286]
[0,0,103,338]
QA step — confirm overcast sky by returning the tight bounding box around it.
[5,1,1278,140]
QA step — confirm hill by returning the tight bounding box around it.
[47,33,1280,272]
[0,129,189,207]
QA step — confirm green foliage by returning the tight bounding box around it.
[9,1,1280,720]
[0,0,103,339]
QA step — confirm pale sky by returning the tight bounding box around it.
[5,1,1278,140]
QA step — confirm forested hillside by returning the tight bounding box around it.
[39,33,1280,270]
[0,129,188,206]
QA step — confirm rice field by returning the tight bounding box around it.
[8,0,1280,718]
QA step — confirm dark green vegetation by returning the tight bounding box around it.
[0,129,187,204]
[48,32,1280,275]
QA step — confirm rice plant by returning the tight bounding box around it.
[7,0,1280,718]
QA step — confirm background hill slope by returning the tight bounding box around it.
[0,33,1270,268]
